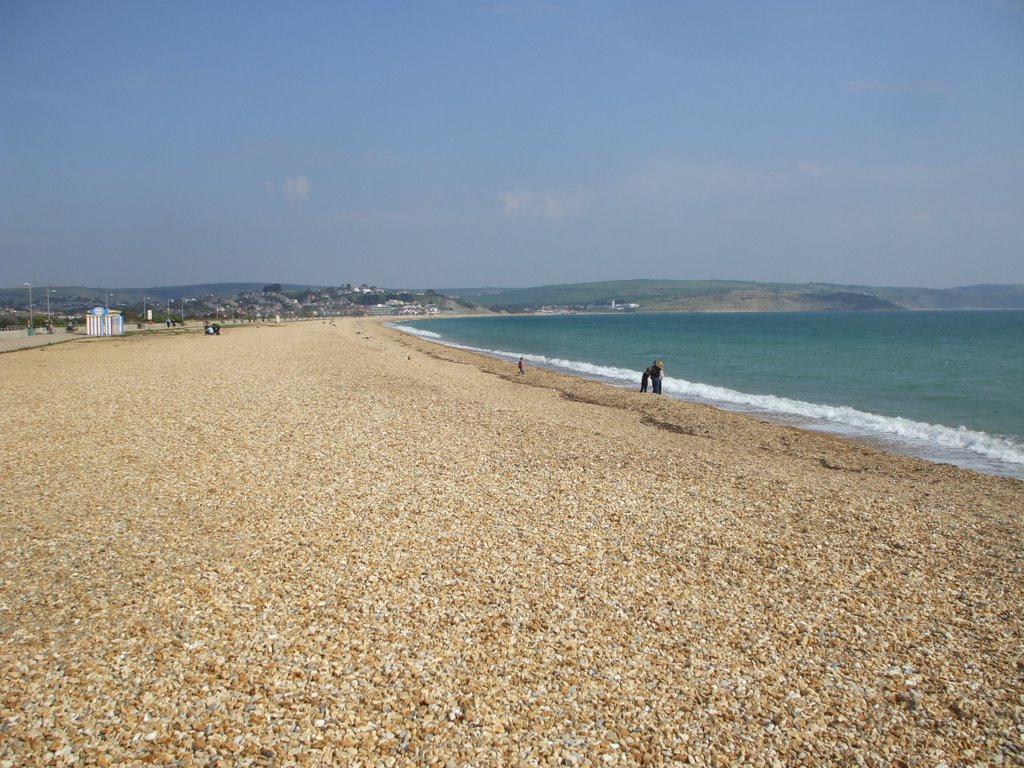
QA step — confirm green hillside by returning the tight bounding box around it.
[0,283,319,307]
[460,280,1024,311]
[461,280,775,307]
[4,280,1022,313]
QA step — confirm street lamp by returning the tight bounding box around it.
[22,283,32,331]
[142,295,150,325]
[46,287,55,326]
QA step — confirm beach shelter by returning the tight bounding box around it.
[85,306,124,336]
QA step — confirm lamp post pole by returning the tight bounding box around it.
[46,287,54,325]
[23,283,33,331]
[143,295,149,325]
[180,298,185,325]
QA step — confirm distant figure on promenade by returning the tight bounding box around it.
[650,360,664,394]
[640,366,651,392]
[517,357,525,375]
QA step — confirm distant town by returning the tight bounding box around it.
[0,284,478,329]
[3,278,1022,330]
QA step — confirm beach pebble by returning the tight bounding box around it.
[0,318,1020,766]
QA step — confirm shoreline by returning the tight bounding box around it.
[2,318,1021,765]
[382,320,1023,488]
[388,319,1024,481]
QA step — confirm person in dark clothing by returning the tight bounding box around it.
[650,360,664,394]
[640,366,651,392]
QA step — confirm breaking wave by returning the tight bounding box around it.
[393,325,442,339]
[391,325,1024,478]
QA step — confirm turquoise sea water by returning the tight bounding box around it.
[395,311,1024,480]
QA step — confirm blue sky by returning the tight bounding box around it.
[2,1,1023,289]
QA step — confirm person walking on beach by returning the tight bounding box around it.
[640,366,651,392]
[517,357,525,375]
[650,359,664,394]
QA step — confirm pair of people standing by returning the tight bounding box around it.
[640,359,664,394]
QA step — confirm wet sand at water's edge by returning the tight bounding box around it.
[1,318,1021,766]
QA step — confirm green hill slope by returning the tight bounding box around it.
[460,280,1024,311]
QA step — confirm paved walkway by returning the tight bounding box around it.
[0,330,88,354]
[0,319,284,354]
[0,325,178,354]
[0,322,258,354]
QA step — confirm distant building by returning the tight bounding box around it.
[587,299,639,311]
[85,307,124,336]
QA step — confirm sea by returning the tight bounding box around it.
[393,310,1024,481]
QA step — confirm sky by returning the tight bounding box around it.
[2,1,1023,290]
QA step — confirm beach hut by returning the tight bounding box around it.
[85,306,124,336]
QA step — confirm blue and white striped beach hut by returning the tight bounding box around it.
[85,307,124,336]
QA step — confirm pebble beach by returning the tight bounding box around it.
[1,319,1021,767]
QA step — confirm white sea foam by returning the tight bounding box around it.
[659,377,1024,469]
[391,325,1024,477]
[391,324,442,339]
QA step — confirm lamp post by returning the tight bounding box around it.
[180,298,185,325]
[46,287,55,325]
[142,295,150,325]
[22,282,33,331]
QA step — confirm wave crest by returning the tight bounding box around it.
[393,325,1024,476]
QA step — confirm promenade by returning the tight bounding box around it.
[0,329,85,354]
[0,322,212,354]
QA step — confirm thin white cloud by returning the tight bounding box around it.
[846,79,943,95]
[283,176,311,202]
[475,1,566,17]
[501,188,585,219]
[993,0,1024,12]
[618,159,787,204]
[797,161,825,177]
[853,163,950,190]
